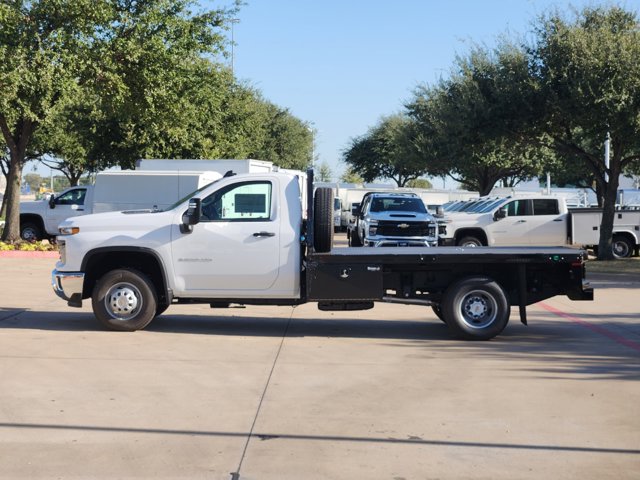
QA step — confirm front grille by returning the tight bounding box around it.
[377,221,435,237]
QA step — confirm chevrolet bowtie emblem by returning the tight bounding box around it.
[398,223,410,229]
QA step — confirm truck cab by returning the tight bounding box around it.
[20,186,94,241]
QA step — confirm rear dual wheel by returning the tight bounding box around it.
[441,276,510,340]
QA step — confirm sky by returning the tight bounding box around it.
[215,0,634,186]
[24,0,636,186]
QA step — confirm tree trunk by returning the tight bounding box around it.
[596,159,621,261]
[0,118,33,242]
[1,156,25,242]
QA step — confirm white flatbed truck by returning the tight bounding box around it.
[52,170,593,340]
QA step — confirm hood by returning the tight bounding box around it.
[58,209,175,233]
[369,211,434,222]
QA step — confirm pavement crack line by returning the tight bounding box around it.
[230,307,295,480]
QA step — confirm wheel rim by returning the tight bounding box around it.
[22,227,38,241]
[612,240,630,259]
[458,290,497,329]
[104,282,143,321]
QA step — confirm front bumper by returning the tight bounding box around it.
[51,269,84,307]
[364,236,438,247]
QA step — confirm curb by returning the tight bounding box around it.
[0,251,59,259]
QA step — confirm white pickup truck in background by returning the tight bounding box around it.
[439,195,640,258]
[19,170,220,241]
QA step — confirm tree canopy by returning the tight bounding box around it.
[405,5,640,258]
[0,0,312,241]
[343,114,429,187]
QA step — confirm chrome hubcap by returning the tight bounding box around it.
[460,290,497,328]
[105,282,142,320]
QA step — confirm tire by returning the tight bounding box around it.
[21,222,43,241]
[91,269,158,331]
[156,303,170,317]
[442,276,510,340]
[313,187,334,253]
[457,236,483,247]
[348,228,363,247]
[612,235,633,259]
[431,304,446,323]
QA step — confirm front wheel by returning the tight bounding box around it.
[92,269,158,331]
[348,228,363,247]
[457,236,483,247]
[442,276,510,340]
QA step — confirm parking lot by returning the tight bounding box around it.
[1,255,639,479]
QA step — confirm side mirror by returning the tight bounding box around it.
[48,194,56,209]
[494,207,507,221]
[181,198,202,233]
[351,205,360,216]
[435,205,444,217]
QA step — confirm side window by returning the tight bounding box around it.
[201,181,272,222]
[505,200,530,216]
[56,189,86,206]
[532,199,559,215]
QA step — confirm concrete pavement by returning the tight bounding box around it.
[0,257,639,479]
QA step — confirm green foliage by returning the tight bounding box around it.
[406,178,433,189]
[407,42,545,195]
[343,114,429,187]
[23,173,42,193]
[0,0,312,240]
[316,161,333,182]
[340,167,364,184]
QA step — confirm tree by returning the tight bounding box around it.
[406,178,433,189]
[247,101,313,170]
[343,114,429,187]
[340,167,364,184]
[531,6,640,259]
[0,0,240,241]
[316,161,333,182]
[407,43,546,195]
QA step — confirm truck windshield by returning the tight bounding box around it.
[165,179,221,211]
[475,198,507,213]
[370,197,427,213]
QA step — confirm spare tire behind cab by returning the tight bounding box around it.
[313,187,334,253]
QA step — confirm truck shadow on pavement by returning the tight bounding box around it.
[1,308,638,381]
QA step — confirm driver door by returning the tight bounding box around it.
[170,179,281,296]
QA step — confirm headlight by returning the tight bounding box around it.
[58,226,80,236]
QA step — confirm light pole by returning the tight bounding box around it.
[230,19,239,76]
[307,125,315,168]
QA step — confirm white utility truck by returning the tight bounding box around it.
[19,170,220,241]
[439,195,640,258]
[51,170,593,341]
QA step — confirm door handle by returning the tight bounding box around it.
[253,231,275,237]
[516,220,527,223]
[553,218,563,222]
